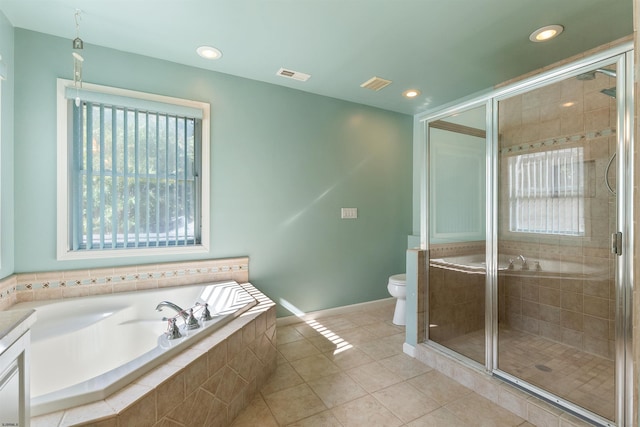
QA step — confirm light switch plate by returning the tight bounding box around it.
[341,208,358,219]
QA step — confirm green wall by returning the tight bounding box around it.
[0,12,14,279]
[11,29,412,316]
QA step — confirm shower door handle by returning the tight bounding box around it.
[611,231,623,256]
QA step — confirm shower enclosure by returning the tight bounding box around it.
[421,44,634,427]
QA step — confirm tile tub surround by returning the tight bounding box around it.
[30,282,277,427]
[427,242,486,350]
[428,241,486,259]
[0,256,275,426]
[429,241,615,359]
[428,263,485,344]
[0,274,18,311]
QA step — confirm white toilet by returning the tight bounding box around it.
[387,273,406,326]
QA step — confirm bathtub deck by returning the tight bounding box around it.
[30,282,277,427]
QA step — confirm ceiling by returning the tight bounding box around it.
[0,0,633,115]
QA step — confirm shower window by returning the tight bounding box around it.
[508,147,585,236]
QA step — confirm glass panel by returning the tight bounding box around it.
[497,64,617,421]
[428,105,487,364]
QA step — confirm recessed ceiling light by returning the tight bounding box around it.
[529,25,564,42]
[403,89,421,98]
[196,46,222,60]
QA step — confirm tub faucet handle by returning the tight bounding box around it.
[508,258,514,270]
[186,308,200,330]
[167,318,182,340]
[200,303,213,321]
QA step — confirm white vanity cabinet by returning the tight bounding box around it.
[0,310,36,427]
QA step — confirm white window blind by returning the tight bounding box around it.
[508,147,585,236]
[70,98,201,250]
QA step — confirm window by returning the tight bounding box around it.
[57,79,210,259]
[508,147,585,236]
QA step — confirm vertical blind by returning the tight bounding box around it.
[72,100,200,250]
[508,147,585,236]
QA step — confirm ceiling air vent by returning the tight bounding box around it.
[360,76,392,91]
[277,68,311,82]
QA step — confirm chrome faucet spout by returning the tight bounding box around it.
[155,301,188,320]
[516,255,529,270]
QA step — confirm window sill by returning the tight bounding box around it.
[56,244,210,261]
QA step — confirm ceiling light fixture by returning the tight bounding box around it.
[196,46,222,60]
[529,24,564,42]
[403,89,421,98]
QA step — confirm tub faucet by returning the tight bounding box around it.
[516,254,529,270]
[155,301,188,320]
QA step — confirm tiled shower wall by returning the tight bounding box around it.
[497,56,617,360]
[498,258,615,360]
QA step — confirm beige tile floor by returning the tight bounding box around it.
[441,327,615,421]
[231,301,533,427]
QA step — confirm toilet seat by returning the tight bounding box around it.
[388,274,406,286]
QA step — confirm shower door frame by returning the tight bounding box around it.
[489,47,634,427]
[420,42,634,427]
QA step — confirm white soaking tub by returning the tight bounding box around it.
[9,280,257,416]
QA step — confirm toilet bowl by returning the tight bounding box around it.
[387,273,406,326]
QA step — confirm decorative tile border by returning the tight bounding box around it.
[0,275,18,310]
[429,241,485,258]
[500,128,615,155]
[2,257,249,309]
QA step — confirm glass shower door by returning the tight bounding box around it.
[495,62,619,422]
[427,105,487,364]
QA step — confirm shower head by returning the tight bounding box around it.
[600,88,616,98]
[576,72,595,81]
[576,68,617,80]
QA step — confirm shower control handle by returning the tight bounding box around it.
[611,231,623,256]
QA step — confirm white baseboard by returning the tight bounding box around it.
[403,342,416,357]
[276,297,395,327]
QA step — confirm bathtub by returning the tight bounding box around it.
[9,280,257,416]
[429,253,607,279]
